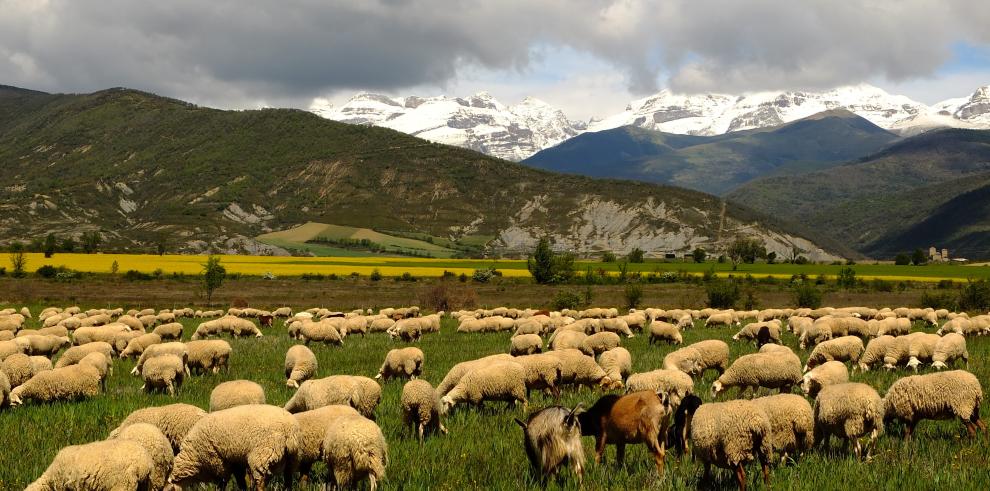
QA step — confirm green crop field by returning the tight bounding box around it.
[258,222,462,258]
[1,308,988,490]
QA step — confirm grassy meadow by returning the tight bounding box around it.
[14,252,990,282]
[1,310,988,490]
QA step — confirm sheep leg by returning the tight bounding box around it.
[369,474,378,491]
[418,422,425,445]
[594,435,607,465]
[616,442,626,467]
[735,464,747,491]
[964,421,976,438]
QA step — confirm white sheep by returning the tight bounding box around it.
[931,333,969,370]
[185,339,232,374]
[55,342,114,368]
[579,331,621,356]
[283,375,381,418]
[440,360,528,413]
[108,403,207,453]
[753,394,814,463]
[712,353,802,398]
[689,400,772,490]
[544,349,613,390]
[801,361,849,398]
[107,422,174,490]
[209,379,266,411]
[597,347,632,390]
[9,363,102,405]
[25,439,155,490]
[804,336,864,371]
[401,379,447,443]
[141,354,185,396]
[510,334,544,356]
[648,321,682,345]
[625,369,694,407]
[321,414,388,491]
[436,354,513,395]
[292,404,363,480]
[813,382,883,460]
[284,344,318,388]
[375,347,424,380]
[882,370,985,437]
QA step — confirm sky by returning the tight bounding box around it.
[2,0,989,121]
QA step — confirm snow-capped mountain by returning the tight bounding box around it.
[310,92,583,161]
[311,85,990,159]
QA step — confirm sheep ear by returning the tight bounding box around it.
[514,418,528,429]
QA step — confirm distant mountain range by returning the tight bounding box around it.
[0,85,838,260]
[523,110,899,195]
[313,84,990,160]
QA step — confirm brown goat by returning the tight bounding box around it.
[515,404,585,484]
[578,391,672,476]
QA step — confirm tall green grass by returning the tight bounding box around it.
[1,310,987,490]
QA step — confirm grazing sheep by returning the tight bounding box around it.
[375,347,424,381]
[662,347,703,376]
[648,321,683,345]
[515,404,584,484]
[931,333,969,370]
[882,370,985,438]
[0,370,10,408]
[440,361,528,413]
[79,352,112,390]
[597,347,632,390]
[185,339,232,375]
[705,312,739,328]
[152,322,184,341]
[436,354,514,396]
[690,400,772,491]
[857,335,897,372]
[141,354,186,396]
[117,315,145,332]
[55,342,114,368]
[168,404,300,490]
[753,394,814,463]
[625,369,694,407]
[712,353,802,398]
[601,318,634,337]
[401,379,447,444]
[881,332,930,370]
[904,333,943,371]
[550,330,588,351]
[544,349,613,390]
[687,340,730,376]
[110,331,144,354]
[510,334,544,356]
[389,318,423,342]
[291,405,362,481]
[510,353,565,397]
[9,364,102,406]
[283,375,381,418]
[2,353,36,388]
[209,380,266,411]
[733,321,781,345]
[14,334,71,357]
[299,319,344,345]
[25,439,155,491]
[801,361,849,398]
[119,333,162,359]
[284,345,318,388]
[321,414,388,491]
[131,342,189,376]
[579,391,672,475]
[107,422,174,491]
[0,331,12,341]
[804,336,864,371]
[108,403,207,454]
[814,383,884,460]
[579,331,621,356]
[759,343,794,356]
[72,324,132,346]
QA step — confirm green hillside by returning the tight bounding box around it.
[0,85,840,259]
[524,109,898,195]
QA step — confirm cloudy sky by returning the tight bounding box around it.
[2,0,989,120]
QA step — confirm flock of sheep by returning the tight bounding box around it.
[0,303,986,490]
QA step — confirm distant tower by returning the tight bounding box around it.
[929,246,937,261]
[942,248,949,261]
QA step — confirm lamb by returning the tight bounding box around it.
[801,361,849,398]
[436,354,513,395]
[108,403,207,453]
[510,334,544,355]
[375,347,424,380]
[579,391,671,475]
[321,414,388,491]
[515,404,584,484]
[131,342,189,376]
[804,336,864,371]
[686,340,730,376]
[648,321,682,345]
[689,400,773,491]
[440,360,528,413]
[152,322,184,341]
[290,404,363,481]
[579,331,621,356]
[55,342,114,368]
[401,379,447,444]
[185,339,232,374]
[544,349,613,390]
[625,369,695,407]
[209,379,266,411]
[283,375,381,418]
[14,334,71,357]
[107,422,174,491]
[141,353,185,396]
[813,382,884,459]
[119,333,162,359]
[597,347,632,390]
[9,363,102,405]
[931,333,969,370]
[25,439,155,491]
[752,394,814,462]
[168,404,300,490]
[882,370,985,438]
[712,353,802,398]
[284,344,318,388]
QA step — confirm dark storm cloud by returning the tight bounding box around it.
[0,0,986,106]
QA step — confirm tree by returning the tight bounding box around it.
[766,251,777,264]
[527,238,575,284]
[727,237,766,266]
[157,239,167,256]
[911,248,928,266]
[894,253,911,266]
[627,248,645,263]
[837,267,857,289]
[81,231,101,254]
[601,251,617,263]
[9,242,27,278]
[61,237,76,253]
[692,248,707,263]
[201,255,226,306]
[43,233,57,258]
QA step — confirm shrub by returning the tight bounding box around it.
[871,278,894,292]
[35,265,58,278]
[370,269,383,281]
[692,248,706,263]
[706,280,741,309]
[601,251,617,263]
[623,284,643,310]
[957,280,990,312]
[794,284,823,308]
[472,268,498,283]
[201,255,226,305]
[793,256,809,265]
[894,253,911,265]
[836,267,856,289]
[398,272,417,282]
[124,269,152,281]
[552,290,583,311]
[743,289,759,310]
[419,283,478,311]
[702,267,716,283]
[627,248,645,263]
[920,290,957,310]
[936,279,955,289]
